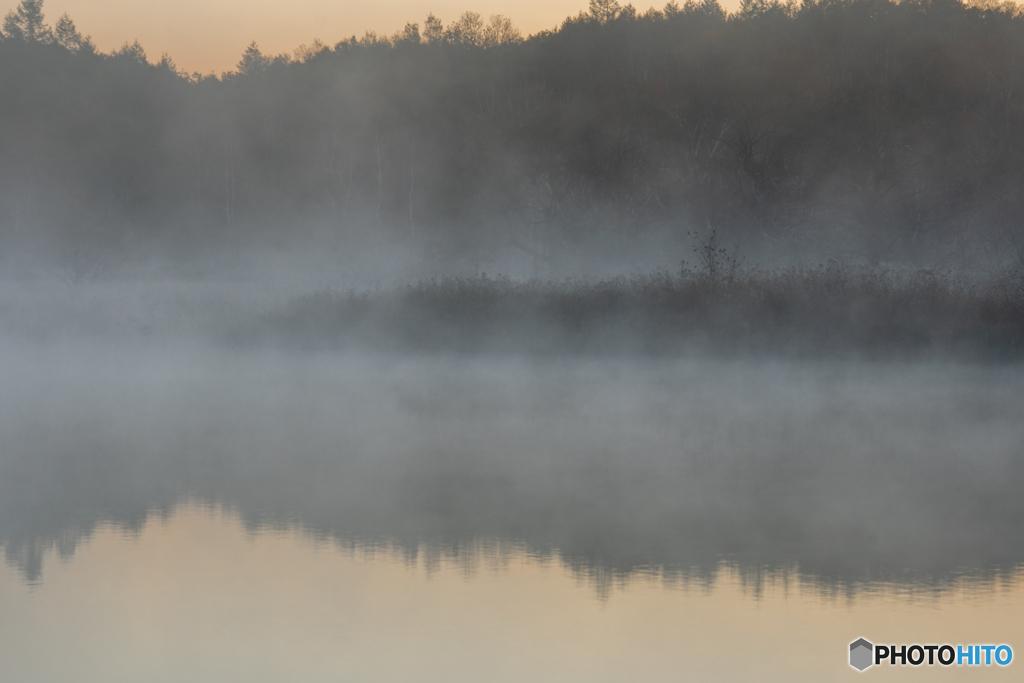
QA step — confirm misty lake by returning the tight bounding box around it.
[1,341,1022,681]
[7,0,1024,677]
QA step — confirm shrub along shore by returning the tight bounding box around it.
[248,265,1024,359]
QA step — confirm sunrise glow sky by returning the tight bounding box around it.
[2,0,744,74]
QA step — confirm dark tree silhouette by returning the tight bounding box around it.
[2,0,1024,271]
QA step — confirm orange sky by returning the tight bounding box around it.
[3,0,742,74]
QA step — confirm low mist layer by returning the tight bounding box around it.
[2,346,1022,593]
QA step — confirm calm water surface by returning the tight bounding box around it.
[1,346,1022,681]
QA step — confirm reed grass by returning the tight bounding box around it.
[252,265,1024,359]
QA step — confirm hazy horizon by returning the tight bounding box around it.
[0,0,744,73]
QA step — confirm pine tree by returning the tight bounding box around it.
[54,12,82,51]
[237,41,269,76]
[9,0,51,42]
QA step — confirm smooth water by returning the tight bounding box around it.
[1,345,1022,680]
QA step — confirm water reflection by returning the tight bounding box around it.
[1,347,1023,596]
[2,505,1023,683]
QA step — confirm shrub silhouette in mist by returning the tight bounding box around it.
[257,265,1024,358]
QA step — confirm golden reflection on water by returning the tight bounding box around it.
[0,504,1020,682]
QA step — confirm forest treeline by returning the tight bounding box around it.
[3,0,1024,271]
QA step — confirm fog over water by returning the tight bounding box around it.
[3,305,1022,594]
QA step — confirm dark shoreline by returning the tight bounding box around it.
[248,266,1024,360]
